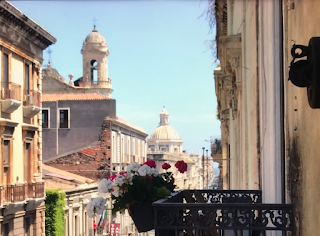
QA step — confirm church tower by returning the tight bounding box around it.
[80,26,112,97]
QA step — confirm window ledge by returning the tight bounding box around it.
[22,123,38,132]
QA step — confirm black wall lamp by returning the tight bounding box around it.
[288,37,320,108]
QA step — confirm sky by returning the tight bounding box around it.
[11,0,221,154]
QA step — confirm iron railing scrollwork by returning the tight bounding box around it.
[153,190,293,236]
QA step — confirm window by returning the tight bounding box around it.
[59,109,69,128]
[2,53,8,92]
[42,109,49,128]
[24,63,29,95]
[2,222,9,236]
[161,147,167,152]
[24,217,31,236]
[25,143,31,182]
[3,139,10,185]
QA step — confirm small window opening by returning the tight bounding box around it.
[59,109,69,128]
[90,60,98,83]
[42,110,49,128]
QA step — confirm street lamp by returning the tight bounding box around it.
[202,147,205,189]
[206,149,209,188]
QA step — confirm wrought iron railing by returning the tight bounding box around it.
[153,190,293,236]
[23,90,41,107]
[1,82,21,101]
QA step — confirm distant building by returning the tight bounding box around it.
[41,28,147,181]
[147,108,183,152]
[147,108,203,189]
[43,164,101,236]
[0,1,56,235]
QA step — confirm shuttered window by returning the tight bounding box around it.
[2,53,8,92]
[3,140,10,166]
[25,143,31,182]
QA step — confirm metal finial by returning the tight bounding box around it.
[47,47,53,65]
[93,18,97,31]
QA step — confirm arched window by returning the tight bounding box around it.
[90,59,98,83]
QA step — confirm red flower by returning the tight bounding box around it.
[146,175,152,179]
[143,159,156,168]
[108,174,117,181]
[175,160,187,173]
[171,177,175,183]
[162,163,171,170]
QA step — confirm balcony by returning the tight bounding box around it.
[153,190,293,236]
[0,182,45,205]
[23,90,41,118]
[0,82,22,113]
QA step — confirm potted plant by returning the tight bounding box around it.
[86,159,188,232]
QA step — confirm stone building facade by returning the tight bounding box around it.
[214,0,320,235]
[0,1,56,235]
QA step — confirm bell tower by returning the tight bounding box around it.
[80,27,112,97]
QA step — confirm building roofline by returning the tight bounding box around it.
[0,1,56,47]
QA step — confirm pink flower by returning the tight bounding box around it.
[119,171,127,176]
[146,175,152,179]
[162,163,171,170]
[175,160,187,173]
[143,159,156,168]
[108,174,117,181]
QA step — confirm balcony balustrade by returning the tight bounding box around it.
[1,82,21,101]
[23,90,41,118]
[153,190,293,236]
[23,90,40,107]
[0,82,22,113]
[0,182,45,205]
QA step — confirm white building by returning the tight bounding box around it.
[147,108,183,153]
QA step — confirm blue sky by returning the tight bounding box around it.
[12,0,221,154]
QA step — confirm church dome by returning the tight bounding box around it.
[81,28,109,53]
[150,125,180,140]
[84,29,106,45]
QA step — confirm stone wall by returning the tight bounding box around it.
[95,119,112,162]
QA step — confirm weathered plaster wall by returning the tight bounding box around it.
[285,1,320,235]
[42,99,116,161]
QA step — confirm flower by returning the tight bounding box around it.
[98,178,113,193]
[127,163,141,173]
[87,159,188,217]
[162,163,171,170]
[175,160,188,173]
[151,168,159,177]
[137,165,152,177]
[143,159,156,168]
[86,197,106,217]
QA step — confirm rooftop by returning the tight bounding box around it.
[42,164,94,184]
[42,93,110,102]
